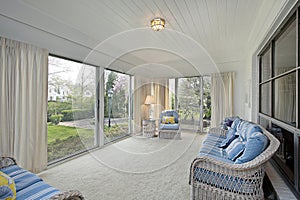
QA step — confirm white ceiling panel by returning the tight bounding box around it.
[0,0,289,77]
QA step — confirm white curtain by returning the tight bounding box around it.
[133,77,169,134]
[0,37,48,173]
[211,72,235,127]
[133,76,151,134]
[274,67,296,124]
[153,79,169,121]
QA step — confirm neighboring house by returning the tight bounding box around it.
[84,90,93,98]
[48,85,71,102]
[48,85,59,101]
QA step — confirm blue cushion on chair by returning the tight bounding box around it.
[160,110,179,123]
[235,132,268,164]
[219,128,237,148]
[159,123,179,130]
[225,138,245,161]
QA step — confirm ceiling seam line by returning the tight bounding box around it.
[131,1,146,15]
[194,0,209,47]
[173,0,203,57]
[174,0,194,38]
[101,1,132,26]
[183,0,204,45]
[120,0,141,18]
[162,0,184,33]
[216,0,222,46]
[162,0,194,58]
[152,0,186,56]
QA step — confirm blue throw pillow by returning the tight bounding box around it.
[238,123,263,141]
[224,116,239,127]
[235,132,268,164]
[219,128,237,148]
[225,138,245,161]
[231,118,242,131]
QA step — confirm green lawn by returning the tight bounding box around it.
[47,124,93,143]
[47,123,128,162]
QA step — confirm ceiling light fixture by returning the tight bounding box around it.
[151,17,165,31]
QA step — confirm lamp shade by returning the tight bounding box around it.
[144,95,155,105]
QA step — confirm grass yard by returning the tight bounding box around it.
[48,125,93,143]
[47,123,129,162]
[47,125,94,162]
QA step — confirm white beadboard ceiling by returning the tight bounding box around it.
[0,0,288,78]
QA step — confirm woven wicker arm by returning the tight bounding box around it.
[0,156,17,169]
[50,190,84,200]
[208,127,228,137]
[189,128,280,200]
[189,156,265,199]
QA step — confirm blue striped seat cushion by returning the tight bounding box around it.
[199,134,233,164]
[17,182,60,200]
[1,165,60,199]
[202,134,226,146]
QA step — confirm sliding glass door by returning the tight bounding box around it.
[48,56,96,162]
[202,76,211,131]
[104,70,130,143]
[177,76,211,132]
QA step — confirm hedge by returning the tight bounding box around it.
[50,114,63,125]
[61,109,94,121]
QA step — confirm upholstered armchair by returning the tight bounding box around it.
[158,110,181,139]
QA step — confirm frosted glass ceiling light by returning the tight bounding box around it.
[151,17,165,31]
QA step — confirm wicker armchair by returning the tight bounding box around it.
[189,127,280,200]
[158,110,181,139]
[0,156,84,200]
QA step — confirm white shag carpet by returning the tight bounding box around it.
[39,131,206,200]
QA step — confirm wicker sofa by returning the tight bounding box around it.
[189,117,280,200]
[0,156,84,200]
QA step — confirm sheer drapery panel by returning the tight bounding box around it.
[211,72,235,127]
[0,37,48,173]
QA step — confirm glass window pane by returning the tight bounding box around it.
[168,79,176,110]
[269,124,294,183]
[260,82,271,115]
[260,48,271,82]
[178,77,201,130]
[203,76,211,131]
[274,18,296,76]
[104,70,129,143]
[274,72,296,126]
[48,56,96,162]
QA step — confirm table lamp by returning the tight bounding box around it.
[144,95,155,119]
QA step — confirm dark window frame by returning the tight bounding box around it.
[258,6,300,195]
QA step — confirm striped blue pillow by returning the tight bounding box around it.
[231,118,242,130]
[219,128,237,148]
[235,132,268,164]
[225,138,245,161]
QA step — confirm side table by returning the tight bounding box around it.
[142,119,156,137]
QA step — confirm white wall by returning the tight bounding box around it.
[216,58,252,120]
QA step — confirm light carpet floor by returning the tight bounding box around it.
[39,131,206,200]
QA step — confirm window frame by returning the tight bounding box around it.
[257,6,300,194]
[47,54,133,165]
